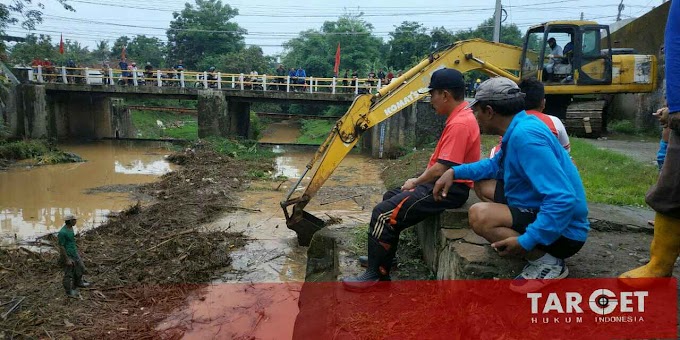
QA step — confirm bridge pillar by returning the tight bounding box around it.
[227,100,251,139]
[111,99,134,138]
[197,90,228,138]
[364,100,442,158]
[1,84,20,138]
[18,84,48,138]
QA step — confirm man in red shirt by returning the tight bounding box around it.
[343,68,481,291]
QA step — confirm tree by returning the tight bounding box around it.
[387,21,432,71]
[91,40,110,63]
[451,17,524,47]
[430,26,456,50]
[127,35,166,67]
[0,0,73,31]
[8,34,58,64]
[282,13,384,77]
[60,39,93,65]
[166,0,246,69]
[197,45,269,74]
[0,0,74,58]
[111,36,130,61]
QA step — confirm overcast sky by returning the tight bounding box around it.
[5,0,668,56]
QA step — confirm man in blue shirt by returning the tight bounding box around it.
[433,77,590,293]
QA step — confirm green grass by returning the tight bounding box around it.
[570,139,658,207]
[0,140,83,165]
[380,136,657,207]
[608,120,637,134]
[131,110,198,140]
[0,140,50,160]
[296,120,335,144]
[203,137,276,162]
[348,224,369,254]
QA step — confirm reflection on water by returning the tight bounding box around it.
[0,140,175,244]
[114,159,172,175]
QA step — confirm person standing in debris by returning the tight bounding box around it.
[342,68,480,292]
[620,0,680,283]
[433,77,589,294]
[58,214,90,297]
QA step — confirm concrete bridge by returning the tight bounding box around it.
[6,83,355,141]
[4,67,440,157]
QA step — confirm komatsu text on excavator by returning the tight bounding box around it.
[281,20,657,246]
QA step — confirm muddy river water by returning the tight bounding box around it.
[0,141,176,245]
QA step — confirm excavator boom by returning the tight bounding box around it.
[280,39,524,246]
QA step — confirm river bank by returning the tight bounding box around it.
[0,139,83,170]
[0,139,276,339]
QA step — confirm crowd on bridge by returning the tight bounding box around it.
[26,56,413,94]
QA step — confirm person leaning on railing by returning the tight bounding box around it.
[276,64,286,90]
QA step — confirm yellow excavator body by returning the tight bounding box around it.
[282,21,657,246]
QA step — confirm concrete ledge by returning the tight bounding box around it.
[437,232,525,280]
[416,191,656,280]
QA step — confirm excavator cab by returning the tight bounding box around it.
[521,21,613,86]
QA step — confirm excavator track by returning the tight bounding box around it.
[564,100,605,138]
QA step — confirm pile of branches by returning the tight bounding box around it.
[0,147,273,339]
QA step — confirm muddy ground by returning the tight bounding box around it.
[0,143,274,339]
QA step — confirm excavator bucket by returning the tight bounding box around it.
[286,210,325,246]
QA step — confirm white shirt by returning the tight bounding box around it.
[549,44,563,58]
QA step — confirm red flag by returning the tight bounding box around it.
[59,34,64,54]
[121,45,127,60]
[333,43,341,76]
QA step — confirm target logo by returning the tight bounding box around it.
[528,290,648,315]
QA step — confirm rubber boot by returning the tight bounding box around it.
[64,279,78,298]
[75,279,91,288]
[619,213,680,288]
[342,237,394,292]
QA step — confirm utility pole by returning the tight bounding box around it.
[493,0,502,42]
[617,0,625,21]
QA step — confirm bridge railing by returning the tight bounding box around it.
[28,66,390,94]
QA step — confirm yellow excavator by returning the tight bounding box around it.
[281,20,658,246]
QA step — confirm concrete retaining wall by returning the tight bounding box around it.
[415,196,525,280]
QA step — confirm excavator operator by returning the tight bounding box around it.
[342,68,481,292]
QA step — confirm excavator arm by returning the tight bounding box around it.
[281,39,524,246]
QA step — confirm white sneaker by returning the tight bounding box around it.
[509,260,569,294]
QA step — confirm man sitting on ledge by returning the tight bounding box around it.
[475,77,571,203]
[433,77,590,293]
[342,68,481,292]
